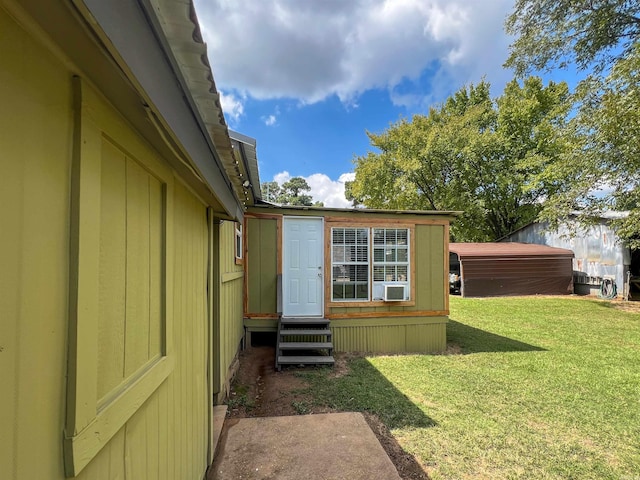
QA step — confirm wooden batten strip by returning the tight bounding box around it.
[326,310,449,320]
[244,313,281,319]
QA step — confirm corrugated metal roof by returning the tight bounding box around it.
[251,203,461,217]
[450,242,574,259]
[230,130,262,202]
[151,0,258,209]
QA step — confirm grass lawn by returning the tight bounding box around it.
[299,296,640,479]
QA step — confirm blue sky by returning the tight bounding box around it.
[192,0,565,207]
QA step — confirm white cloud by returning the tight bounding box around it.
[263,114,277,126]
[270,171,355,208]
[219,90,244,125]
[273,171,291,185]
[194,0,514,106]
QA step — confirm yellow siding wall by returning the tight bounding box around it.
[0,8,72,477]
[246,217,278,314]
[1,8,212,479]
[330,318,447,353]
[244,215,449,353]
[215,220,245,400]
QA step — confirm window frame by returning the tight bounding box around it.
[235,222,243,264]
[326,222,415,307]
[330,227,370,302]
[372,228,411,301]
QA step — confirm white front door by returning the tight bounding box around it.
[283,217,323,317]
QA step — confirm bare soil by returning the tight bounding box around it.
[224,345,430,480]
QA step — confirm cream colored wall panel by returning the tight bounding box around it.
[124,158,152,376]
[0,7,72,478]
[171,181,209,480]
[98,140,127,400]
[1,5,220,479]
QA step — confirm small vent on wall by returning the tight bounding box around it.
[384,285,405,301]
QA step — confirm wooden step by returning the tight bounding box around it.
[279,328,332,336]
[279,342,333,350]
[280,317,330,326]
[277,355,335,366]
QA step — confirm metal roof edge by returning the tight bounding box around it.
[249,203,461,217]
[139,0,248,217]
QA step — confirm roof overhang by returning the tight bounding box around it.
[15,0,252,221]
[249,202,460,219]
[230,130,262,205]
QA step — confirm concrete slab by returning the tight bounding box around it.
[210,412,401,480]
[212,405,228,457]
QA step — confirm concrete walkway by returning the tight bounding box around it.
[210,412,401,480]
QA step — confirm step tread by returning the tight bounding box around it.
[279,342,333,349]
[279,328,332,336]
[281,317,330,325]
[277,355,335,365]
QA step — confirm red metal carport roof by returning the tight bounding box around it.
[450,242,574,259]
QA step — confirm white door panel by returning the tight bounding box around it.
[283,217,323,316]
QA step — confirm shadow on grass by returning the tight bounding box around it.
[447,319,547,354]
[298,357,436,429]
[298,356,434,479]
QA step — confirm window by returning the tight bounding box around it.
[235,223,243,263]
[331,227,410,302]
[331,228,369,300]
[372,228,409,300]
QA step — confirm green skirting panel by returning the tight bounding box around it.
[244,318,279,332]
[330,316,448,353]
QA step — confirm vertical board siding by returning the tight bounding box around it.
[247,217,278,314]
[217,221,245,397]
[415,224,445,311]
[0,8,212,478]
[98,141,127,399]
[0,7,73,478]
[98,139,164,401]
[332,320,447,353]
[166,180,209,480]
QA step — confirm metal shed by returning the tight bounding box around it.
[501,216,638,297]
[450,243,574,298]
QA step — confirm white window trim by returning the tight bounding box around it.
[330,226,412,303]
[235,223,243,262]
[372,228,410,301]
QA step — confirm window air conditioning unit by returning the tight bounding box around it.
[384,285,405,301]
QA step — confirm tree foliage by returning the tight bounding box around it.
[261,177,315,206]
[506,0,640,246]
[279,177,314,206]
[350,78,572,241]
[538,44,640,247]
[261,181,281,203]
[505,0,640,76]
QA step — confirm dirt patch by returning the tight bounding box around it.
[223,346,429,480]
[609,299,640,313]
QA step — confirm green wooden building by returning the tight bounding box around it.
[1,0,456,478]
[1,0,258,478]
[244,205,457,355]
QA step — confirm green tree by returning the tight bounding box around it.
[506,0,640,246]
[350,78,571,241]
[540,44,640,247]
[344,180,361,207]
[505,0,640,76]
[261,181,281,203]
[278,177,314,206]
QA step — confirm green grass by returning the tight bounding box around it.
[299,296,640,479]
